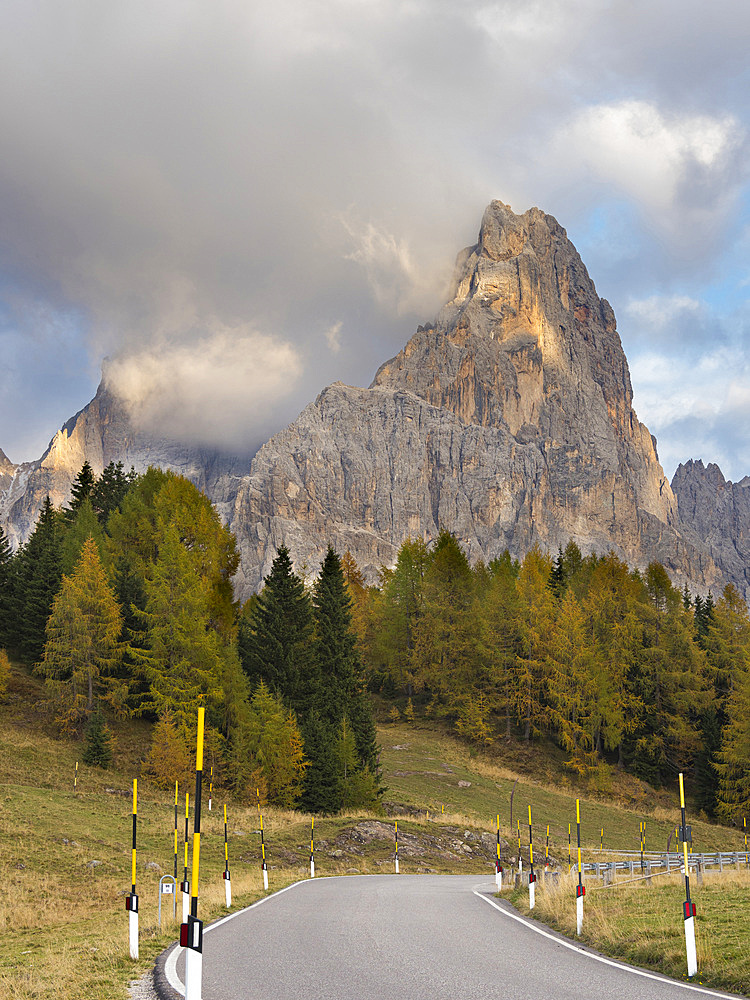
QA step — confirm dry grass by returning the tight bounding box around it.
[506,866,750,993]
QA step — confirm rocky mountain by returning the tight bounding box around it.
[0,200,744,600]
[0,384,250,550]
[0,449,16,497]
[672,460,750,599]
[223,201,723,597]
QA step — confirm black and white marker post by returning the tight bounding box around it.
[181,792,190,922]
[181,707,205,1000]
[517,819,522,873]
[568,822,572,872]
[575,798,585,936]
[260,811,269,890]
[495,814,503,889]
[125,778,139,959]
[679,773,698,978]
[528,806,536,909]
[223,804,231,908]
[545,823,550,871]
[394,820,400,874]
[310,817,315,879]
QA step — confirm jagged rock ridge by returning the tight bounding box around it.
[221,201,723,597]
[1,200,744,600]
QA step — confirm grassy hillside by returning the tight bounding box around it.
[1,664,748,999]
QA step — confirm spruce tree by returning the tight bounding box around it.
[91,461,134,524]
[299,708,341,813]
[82,707,114,768]
[66,462,96,521]
[238,546,313,711]
[0,526,14,649]
[13,496,64,662]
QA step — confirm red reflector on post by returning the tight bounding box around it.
[180,922,189,947]
[684,901,696,919]
[576,884,586,897]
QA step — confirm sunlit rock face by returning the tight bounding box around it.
[223,202,722,598]
[0,383,250,549]
[1,201,739,600]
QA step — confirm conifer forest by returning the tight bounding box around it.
[0,463,748,821]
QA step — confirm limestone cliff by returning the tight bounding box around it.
[672,460,750,599]
[224,202,722,597]
[0,384,249,549]
[0,200,741,600]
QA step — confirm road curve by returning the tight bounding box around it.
[160,874,744,1000]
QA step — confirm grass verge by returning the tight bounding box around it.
[504,867,750,995]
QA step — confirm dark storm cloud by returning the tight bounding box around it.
[0,0,748,470]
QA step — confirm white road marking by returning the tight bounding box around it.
[473,890,740,999]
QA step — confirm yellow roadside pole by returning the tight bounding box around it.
[182,708,205,1000]
[494,814,503,889]
[528,806,536,909]
[260,811,269,889]
[575,799,585,936]
[125,779,139,959]
[222,804,231,907]
[394,820,400,874]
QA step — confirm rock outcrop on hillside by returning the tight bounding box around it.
[0,200,743,600]
[671,460,750,599]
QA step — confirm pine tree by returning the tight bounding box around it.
[142,710,193,788]
[66,462,97,521]
[91,461,134,524]
[312,547,378,764]
[512,546,555,741]
[230,681,307,807]
[13,496,64,663]
[238,545,313,712]
[82,707,114,768]
[715,659,750,822]
[0,526,14,649]
[131,524,223,733]
[60,498,107,575]
[411,532,476,713]
[372,538,428,696]
[39,536,124,730]
[298,708,341,813]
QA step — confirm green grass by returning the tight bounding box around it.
[2,668,749,998]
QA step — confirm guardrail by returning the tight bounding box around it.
[576,851,750,880]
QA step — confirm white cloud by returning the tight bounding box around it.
[104,326,302,450]
[554,100,742,217]
[324,321,343,353]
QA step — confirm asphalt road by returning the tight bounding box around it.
[161,874,743,1000]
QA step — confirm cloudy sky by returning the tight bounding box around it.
[1,0,749,481]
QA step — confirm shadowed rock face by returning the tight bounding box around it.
[671,460,750,600]
[0,201,740,599]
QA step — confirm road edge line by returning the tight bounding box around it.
[472,890,742,1000]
